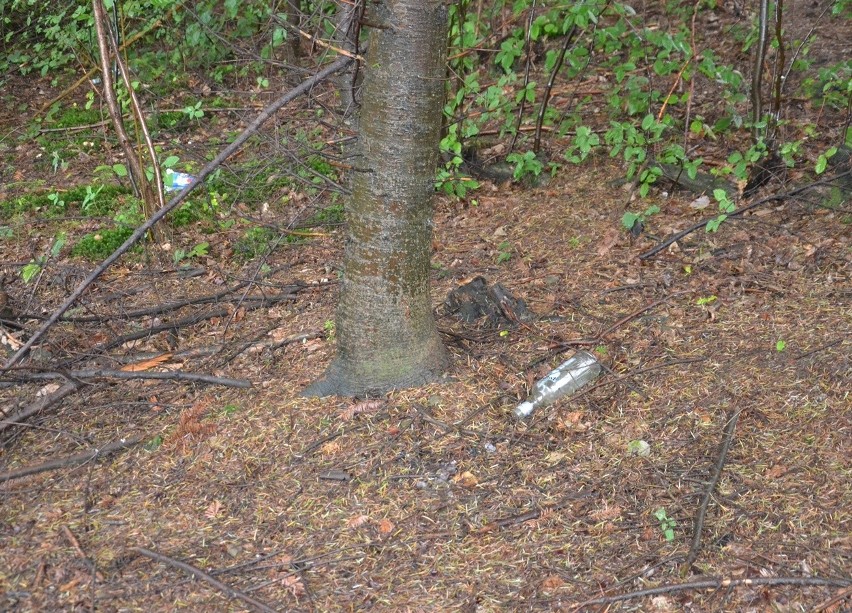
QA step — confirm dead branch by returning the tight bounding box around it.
[3,368,251,388]
[812,586,852,612]
[77,292,298,358]
[571,576,852,609]
[0,435,143,483]
[474,494,590,534]
[102,0,167,227]
[682,404,742,572]
[84,306,229,357]
[639,171,851,260]
[57,279,262,322]
[2,54,353,371]
[92,0,156,213]
[129,546,278,613]
[794,339,843,361]
[39,6,176,113]
[0,381,79,434]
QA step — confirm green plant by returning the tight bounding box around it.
[324,319,336,341]
[173,242,209,265]
[234,226,276,259]
[50,150,67,174]
[182,101,204,121]
[653,507,676,541]
[775,340,787,352]
[815,146,838,175]
[706,189,736,233]
[21,232,66,284]
[496,241,512,264]
[622,204,660,233]
[46,191,66,214]
[144,435,164,451]
[696,295,717,306]
[506,151,543,181]
[80,185,104,215]
[72,227,135,260]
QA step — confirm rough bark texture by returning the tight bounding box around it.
[304,0,450,397]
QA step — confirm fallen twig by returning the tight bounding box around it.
[639,171,851,260]
[3,55,353,371]
[3,368,251,388]
[572,576,852,609]
[0,435,143,483]
[0,381,78,434]
[129,546,278,613]
[812,586,852,612]
[474,494,590,534]
[56,279,270,323]
[682,404,742,572]
[794,339,842,361]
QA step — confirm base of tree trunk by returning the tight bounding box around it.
[301,352,449,398]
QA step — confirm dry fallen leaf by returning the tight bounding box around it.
[120,353,172,372]
[596,227,620,256]
[340,399,383,421]
[302,339,324,353]
[320,440,341,455]
[282,574,305,597]
[204,500,222,519]
[591,504,623,521]
[347,514,370,529]
[765,464,788,480]
[544,451,567,466]
[540,574,565,592]
[378,519,394,535]
[453,470,478,488]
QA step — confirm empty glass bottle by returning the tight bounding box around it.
[514,350,601,419]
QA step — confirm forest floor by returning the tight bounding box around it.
[1,6,851,612]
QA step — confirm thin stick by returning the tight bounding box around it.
[105,5,167,227]
[92,0,148,201]
[39,5,178,113]
[0,381,78,434]
[533,22,579,153]
[0,435,143,483]
[638,172,850,260]
[596,291,689,340]
[812,586,852,612]
[2,55,352,371]
[129,547,278,613]
[508,0,537,154]
[682,404,742,572]
[572,576,851,609]
[297,28,364,60]
[3,369,251,388]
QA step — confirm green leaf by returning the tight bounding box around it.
[622,212,640,229]
[21,262,42,284]
[144,435,163,451]
[775,340,786,352]
[50,232,66,257]
[112,163,128,177]
[163,155,180,168]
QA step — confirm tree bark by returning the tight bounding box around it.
[304,0,450,396]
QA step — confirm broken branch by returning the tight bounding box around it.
[0,435,143,483]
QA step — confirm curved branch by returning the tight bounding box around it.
[2,55,353,371]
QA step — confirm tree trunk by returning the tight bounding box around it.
[303,0,450,397]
